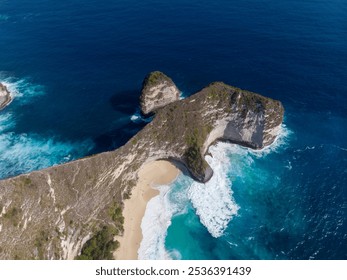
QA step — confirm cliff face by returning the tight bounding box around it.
[0,79,284,259]
[140,71,180,115]
[0,83,12,110]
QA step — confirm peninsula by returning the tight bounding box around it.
[0,72,284,259]
[0,83,12,110]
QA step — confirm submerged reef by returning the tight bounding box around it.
[0,72,283,259]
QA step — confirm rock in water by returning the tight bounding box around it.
[0,83,12,110]
[140,71,180,115]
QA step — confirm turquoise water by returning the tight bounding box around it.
[0,0,346,259]
[141,126,346,259]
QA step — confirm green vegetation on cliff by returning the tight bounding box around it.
[0,75,284,260]
[35,230,49,259]
[76,226,119,260]
[3,207,21,227]
[109,203,124,232]
[145,71,164,86]
[184,128,210,177]
[75,203,124,260]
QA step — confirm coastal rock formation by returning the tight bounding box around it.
[0,76,284,259]
[0,83,12,110]
[140,71,180,115]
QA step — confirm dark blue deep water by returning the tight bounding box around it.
[0,0,346,259]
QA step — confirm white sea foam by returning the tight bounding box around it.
[130,108,153,123]
[0,75,94,178]
[139,123,292,259]
[179,91,188,100]
[0,113,14,133]
[131,91,187,123]
[138,175,192,260]
[0,132,94,178]
[188,125,292,238]
[138,185,174,260]
[138,143,242,259]
[247,124,292,158]
[189,144,240,238]
[0,76,45,104]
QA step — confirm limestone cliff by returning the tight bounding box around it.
[0,78,284,259]
[140,71,180,115]
[0,83,12,110]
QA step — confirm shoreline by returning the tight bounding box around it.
[114,160,180,260]
[0,95,12,110]
[0,84,12,111]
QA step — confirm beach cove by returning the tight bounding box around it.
[115,160,179,259]
[0,0,346,260]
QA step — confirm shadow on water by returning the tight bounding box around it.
[88,89,146,154]
[89,120,146,154]
[109,89,141,115]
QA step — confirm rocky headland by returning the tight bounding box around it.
[0,72,284,259]
[0,83,12,110]
[140,71,180,115]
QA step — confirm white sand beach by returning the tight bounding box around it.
[114,160,179,260]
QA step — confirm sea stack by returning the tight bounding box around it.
[140,71,180,115]
[0,83,12,110]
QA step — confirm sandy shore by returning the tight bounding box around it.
[114,160,179,260]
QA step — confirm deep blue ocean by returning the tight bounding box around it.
[0,0,346,259]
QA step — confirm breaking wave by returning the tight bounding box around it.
[138,185,174,260]
[139,124,292,259]
[0,76,45,105]
[131,91,187,124]
[191,124,292,237]
[130,108,153,123]
[248,124,292,157]
[138,176,191,260]
[0,132,94,179]
[189,143,240,238]
[0,76,94,179]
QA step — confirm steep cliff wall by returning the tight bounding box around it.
[0,80,283,259]
[140,71,180,115]
[0,83,12,110]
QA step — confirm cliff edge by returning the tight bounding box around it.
[0,75,284,259]
[140,71,180,115]
[0,83,12,110]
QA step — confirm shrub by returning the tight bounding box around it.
[76,226,119,260]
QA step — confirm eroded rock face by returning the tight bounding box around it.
[149,82,284,182]
[140,71,180,115]
[0,83,12,110]
[0,76,284,259]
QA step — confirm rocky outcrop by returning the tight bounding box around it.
[0,76,284,259]
[0,83,12,110]
[146,82,284,182]
[140,71,180,115]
